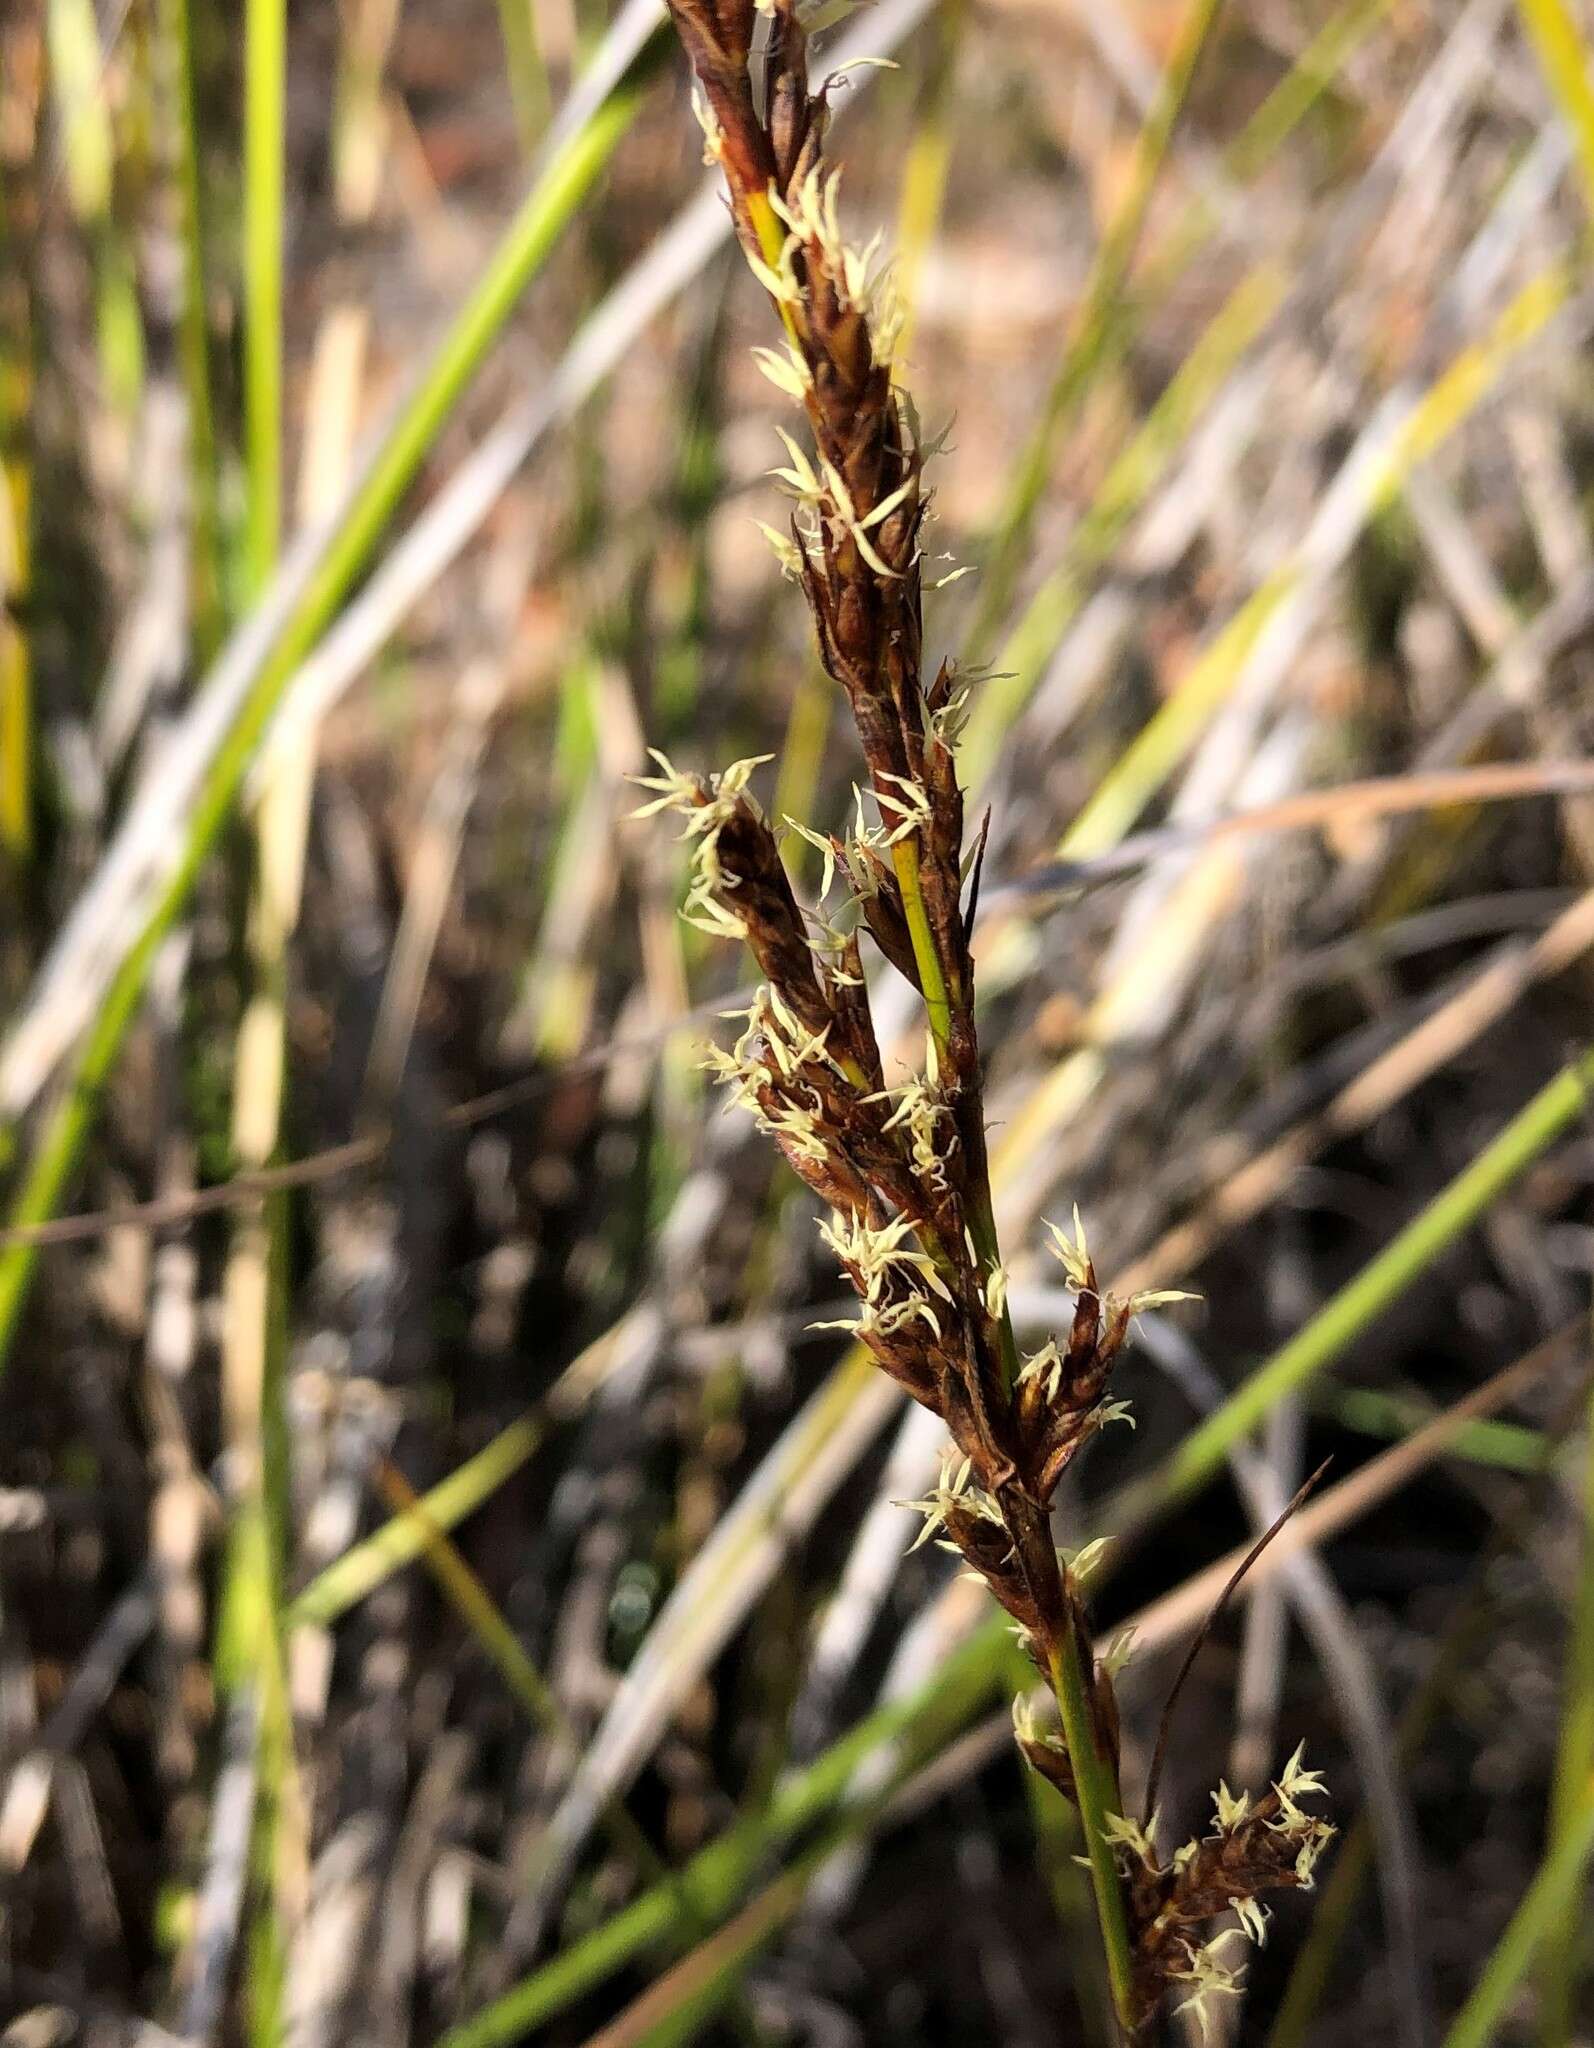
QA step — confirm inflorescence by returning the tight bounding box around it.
[636,1,1332,2029]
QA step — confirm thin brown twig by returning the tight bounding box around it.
[999,759,1594,903]
[1141,1458,1332,1826]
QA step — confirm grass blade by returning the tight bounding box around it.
[244,0,285,596]
[288,1416,543,1629]
[1443,1776,1594,2048]
[495,0,551,148]
[1140,1046,1594,1512]
[1513,0,1594,220]
[1537,1356,1594,2042]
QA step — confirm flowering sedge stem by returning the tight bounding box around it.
[652,6,1336,2028]
[1049,1634,1138,2031]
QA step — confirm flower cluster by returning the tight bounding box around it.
[1119,1747,1336,2035]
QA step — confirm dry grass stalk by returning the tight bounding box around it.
[634,1,1333,2034]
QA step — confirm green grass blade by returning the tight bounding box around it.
[1444,1775,1594,2048]
[1513,0,1594,223]
[46,0,142,415]
[46,0,113,221]
[965,0,1227,650]
[371,1456,564,1732]
[287,1414,543,1628]
[1144,1046,1594,1514]
[1321,1385,1548,1472]
[244,0,285,595]
[495,0,551,149]
[1223,0,1390,184]
[1538,1362,1594,2042]
[233,21,294,2012]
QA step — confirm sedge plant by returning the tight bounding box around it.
[634,1,1333,2033]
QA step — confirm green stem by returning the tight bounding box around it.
[890,834,955,1060]
[1047,1635,1137,2032]
[889,794,1133,2027]
[959,1280,1133,2031]
[892,824,1133,2025]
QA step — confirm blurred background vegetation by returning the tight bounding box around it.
[3,0,1594,2041]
